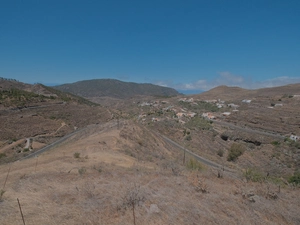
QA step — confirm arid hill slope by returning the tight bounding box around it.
[196,83,300,101]
[0,79,111,162]
[0,120,299,225]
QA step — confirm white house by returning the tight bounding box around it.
[290,135,299,141]
[222,112,231,116]
[242,99,252,103]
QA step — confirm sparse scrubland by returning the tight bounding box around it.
[1,81,300,224]
[0,121,299,225]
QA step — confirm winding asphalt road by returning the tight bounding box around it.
[160,134,235,173]
[212,120,285,139]
[20,121,118,160]
[21,127,86,160]
[19,118,238,176]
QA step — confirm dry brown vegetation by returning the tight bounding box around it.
[0,103,111,162]
[1,81,300,224]
[0,121,299,224]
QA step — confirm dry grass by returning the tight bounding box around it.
[0,121,299,225]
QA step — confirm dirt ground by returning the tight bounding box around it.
[0,121,299,225]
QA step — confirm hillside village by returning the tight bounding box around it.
[138,97,230,123]
[137,95,300,141]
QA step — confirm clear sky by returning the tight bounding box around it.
[1,0,300,93]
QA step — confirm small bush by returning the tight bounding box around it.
[0,153,7,159]
[74,152,80,158]
[183,129,190,136]
[244,168,264,182]
[119,183,146,225]
[186,158,203,171]
[186,117,212,130]
[78,167,86,175]
[0,189,5,202]
[271,141,280,146]
[288,172,300,185]
[227,143,245,162]
[185,135,192,141]
[217,149,224,157]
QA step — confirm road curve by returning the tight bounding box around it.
[160,134,236,173]
[212,120,285,139]
[21,127,86,160]
[20,121,119,160]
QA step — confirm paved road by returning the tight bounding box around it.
[161,134,235,173]
[20,121,118,160]
[212,120,285,139]
[21,127,86,160]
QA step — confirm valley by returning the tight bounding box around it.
[0,79,299,224]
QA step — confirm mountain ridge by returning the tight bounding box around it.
[195,83,300,100]
[53,79,180,98]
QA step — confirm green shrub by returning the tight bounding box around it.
[244,168,264,182]
[227,143,245,162]
[271,141,280,146]
[78,167,86,175]
[288,172,300,185]
[186,117,212,130]
[186,158,203,171]
[183,129,190,136]
[185,135,192,141]
[0,189,5,202]
[74,152,80,158]
[217,149,224,157]
[0,153,7,159]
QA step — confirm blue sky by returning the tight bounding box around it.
[1,0,300,93]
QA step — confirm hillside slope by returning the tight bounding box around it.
[0,120,299,224]
[0,79,111,161]
[195,83,300,101]
[54,79,180,98]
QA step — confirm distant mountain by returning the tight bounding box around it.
[53,79,180,99]
[195,83,300,101]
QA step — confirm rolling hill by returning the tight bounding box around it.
[195,83,300,101]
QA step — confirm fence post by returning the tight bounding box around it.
[17,198,26,225]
